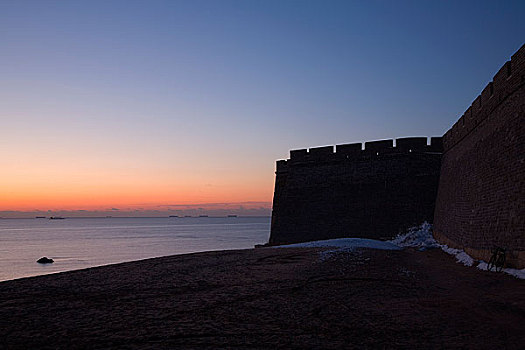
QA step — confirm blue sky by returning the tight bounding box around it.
[0,0,523,216]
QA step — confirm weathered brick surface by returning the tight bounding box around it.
[270,142,442,244]
[434,44,525,268]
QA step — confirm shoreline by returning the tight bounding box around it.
[1,246,524,349]
[0,247,258,284]
[0,216,271,282]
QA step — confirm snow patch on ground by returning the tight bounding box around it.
[318,248,355,262]
[477,261,525,279]
[389,222,439,250]
[439,246,475,267]
[278,238,402,251]
[277,237,401,261]
[390,223,524,279]
[275,223,524,280]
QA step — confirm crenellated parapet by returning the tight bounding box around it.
[434,44,525,268]
[276,136,442,172]
[443,44,525,151]
[270,136,443,245]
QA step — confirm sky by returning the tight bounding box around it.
[1,0,524,217]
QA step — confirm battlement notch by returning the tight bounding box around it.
[443,44,525,151]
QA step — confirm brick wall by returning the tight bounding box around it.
[434,44,525,268]
[269,139,442,245]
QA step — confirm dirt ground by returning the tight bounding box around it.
[0,246,524,349]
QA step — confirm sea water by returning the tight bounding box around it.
[0,217,270,281]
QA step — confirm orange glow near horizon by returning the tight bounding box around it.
[0,180,273,211]
[0,154,274,211]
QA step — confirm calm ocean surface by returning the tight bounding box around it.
[0,217,270,282]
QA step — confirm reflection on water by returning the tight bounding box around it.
[0,217,270,281]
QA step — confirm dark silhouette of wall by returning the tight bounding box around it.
[269,138,443,245]
[269,45,524,269]
[434,44,525,268]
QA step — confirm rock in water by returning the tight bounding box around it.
[37,257,54,264]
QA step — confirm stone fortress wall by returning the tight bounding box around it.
[434,44,525,268]
[269,44,524,268]
[269,137,443,245]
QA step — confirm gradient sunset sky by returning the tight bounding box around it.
[1,0,524,217]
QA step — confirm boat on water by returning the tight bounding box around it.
[227,215,237,217]
[169,215,178,217]
[49,216,65,220]
[35,216,46,219]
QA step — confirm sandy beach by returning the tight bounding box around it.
[1,246,524,349]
